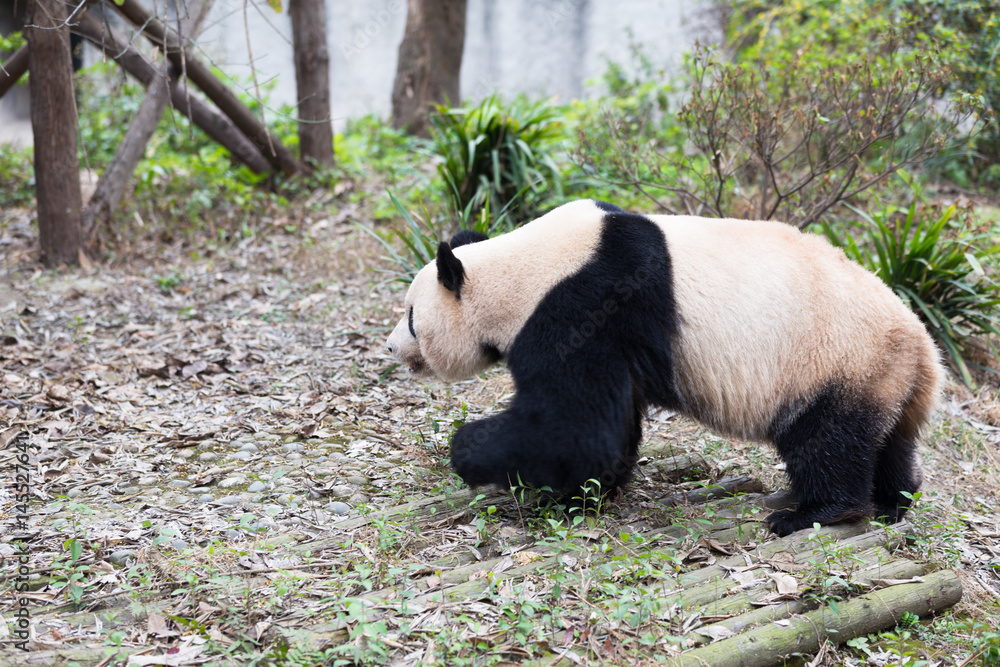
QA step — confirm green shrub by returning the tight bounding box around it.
[824,199,1000,386]
[566,44,686,212]
[76,62,145,170]
[0,31,24,53]
[72,61,281,241]
[575,0,979,225]
[727,0,997,188]
[0,145,34,209]
[897,0,1000,186]
[335,114,422,183]
[428,94,565,226]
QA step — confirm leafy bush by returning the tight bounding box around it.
[72,61,281,242]
[896,0,1000,187]
[335,114,422,183]
[0,31,25,54]
[0,145,34,209]
[76,62,146,170]
[575,0,981,225]
[824,199,1000,386]
[566,44,686,212]
[428,95,565,225]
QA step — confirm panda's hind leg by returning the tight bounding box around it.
[766,387,886,537]
[871,425,921,524]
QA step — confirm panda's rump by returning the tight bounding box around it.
[654,216,929,441]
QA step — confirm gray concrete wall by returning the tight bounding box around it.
[0,0,718,145]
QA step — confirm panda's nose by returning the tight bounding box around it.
[387,341,396,354]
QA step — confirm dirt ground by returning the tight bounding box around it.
[1,203,999,666]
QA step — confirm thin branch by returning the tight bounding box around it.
[243,0,277,159]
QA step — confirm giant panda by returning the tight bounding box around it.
[386,199,943,536]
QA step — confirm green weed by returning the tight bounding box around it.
[0,145,33,209]
[800,524,865,612]
[154,272,184,293]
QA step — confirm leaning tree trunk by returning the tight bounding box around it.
[80,0,212,240]
[111,0,301,175]
[0,45,30,99]
[72,11,271,175]
[27,0,83,267]
[289,0,334,167]
[391,0,467,137]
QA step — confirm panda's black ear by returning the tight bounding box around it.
[436,242,466,298]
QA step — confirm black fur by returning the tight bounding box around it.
[872,421,922,523]
[759,384,924,536]
[480,343,504,365]
[436,242,466,298]
[594,200,626,214]
[451,229,490,248]
[451,211,681,496]
[765,385,887,536]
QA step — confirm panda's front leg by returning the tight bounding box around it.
[450,372,641,496]
[451,412,523,489]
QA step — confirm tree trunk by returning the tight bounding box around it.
[80,0,212,240]
[72,12,271,175]
[27,0,83,267]
[391,0,467,137]
[111,0,301,175]
[289,0,334,167]
[0,45,30,100]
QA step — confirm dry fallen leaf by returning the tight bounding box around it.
[697,624,734,641]
[47,384,71,402]
[770,572,800,595]
[0,426,20,449]
[146,612,177,638]
[870,576,924,587]
[730,569,764,587]
[699,537,734,555]
[126,645,206,666]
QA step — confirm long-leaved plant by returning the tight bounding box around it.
[825,202,1000,386]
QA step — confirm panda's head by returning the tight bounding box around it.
[386,229,495,381]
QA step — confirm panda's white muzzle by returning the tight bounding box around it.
[386,317,427,375]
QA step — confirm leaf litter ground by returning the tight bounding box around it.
[0,208,999,666]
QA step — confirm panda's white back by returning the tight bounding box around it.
[649,214,935,441]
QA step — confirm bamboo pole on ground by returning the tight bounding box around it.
[690,556,927,641]
[669,569,962,667]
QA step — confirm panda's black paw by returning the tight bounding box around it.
[764,509,814,537]
[450,439,483,485]
[451,422,513,488]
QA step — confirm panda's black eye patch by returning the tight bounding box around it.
[408,307,416,339]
